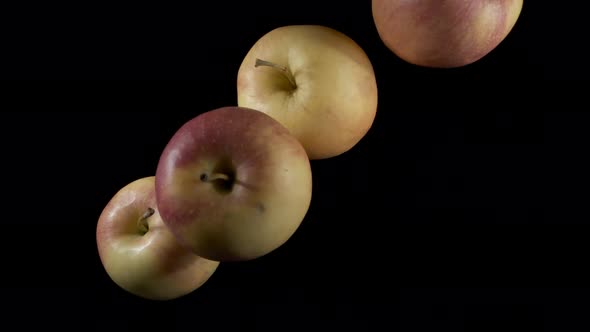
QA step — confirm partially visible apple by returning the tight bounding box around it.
[237,25,378,160]
[155,106,312,262]
[372,0,524,68]
[96,176,219,300]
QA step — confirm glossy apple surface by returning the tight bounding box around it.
[155,106,312,262]
[96,176,219,300]
[237,25,378,160]
[372,0,524,68]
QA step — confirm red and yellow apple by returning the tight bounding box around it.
[96,176,219,300]
[372,0,524,68]
[237,25,378,160]
[155,106,312,262]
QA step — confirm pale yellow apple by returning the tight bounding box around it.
[96,176,220,300]
[237,25,378,160]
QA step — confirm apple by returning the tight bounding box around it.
[96,176,220,300]
[155,106,312,262]
[236,25,378,160]
[371,0,524,68]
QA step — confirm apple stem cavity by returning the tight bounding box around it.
[138,207,155,235]
[255,58,297,90]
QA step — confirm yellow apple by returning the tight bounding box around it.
[237,25,378,160]
[96,176,220,300]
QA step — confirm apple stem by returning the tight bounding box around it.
[201,173,230,182]
[138,207,155,234]
[255,58,297,90]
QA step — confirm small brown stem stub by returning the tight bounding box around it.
[200,173,230,182]
[255,58,297,90]
[141,207,155,220]
[138,207,154,234]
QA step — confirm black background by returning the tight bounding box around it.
[2,1,589,331]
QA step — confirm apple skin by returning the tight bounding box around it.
[237,25,378,160]
[372,0,524,68]
[96,176,220,301]
[155,106,312,262]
